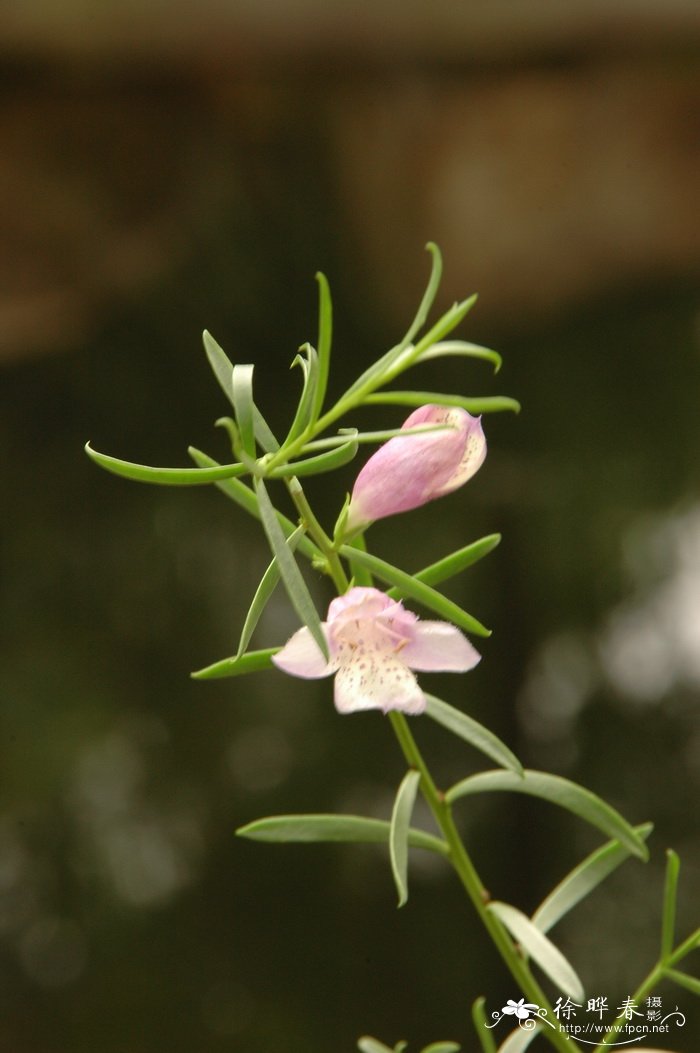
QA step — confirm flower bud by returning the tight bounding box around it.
[346,405,486,531]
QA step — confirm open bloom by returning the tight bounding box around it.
[346,404,486,532]
[272,586,480,715]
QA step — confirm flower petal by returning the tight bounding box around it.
[333,651,426,715]
[433,411,486,496]
[271,625,336,678]
[400,621,481,671]
[327,586,394,624]
[346,405,482,529]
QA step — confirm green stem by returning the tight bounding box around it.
[388,711,580,1053]
[591,962,663,1052]
[264,341,418,471]
[667,926,699,968]
[589,925,699,1050]
[285,476,349,593]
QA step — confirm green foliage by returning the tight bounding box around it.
[84,442,247,485]
[424,695,523,775]
[254,477,327,658]
[531,824,653,934]
[86,243,697,1053]
[365,391,519,414]
[389,769,422,907]
[446,769,649,860]
[191,647,278,680]
[487,900,584,1002]
[236,814,448,857]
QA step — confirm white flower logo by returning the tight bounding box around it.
[502,998,539,1020]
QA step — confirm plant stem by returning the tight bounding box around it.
[388,711,579,1053]
[285,476,350,592]
[590,962,663,1052]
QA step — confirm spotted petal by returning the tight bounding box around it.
[334,651,426,715]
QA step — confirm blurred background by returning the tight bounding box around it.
[1,2,699,1051]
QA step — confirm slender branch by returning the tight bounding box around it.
[285,476,350,593]
[388,712,579,1053]
[590,962,663,1052]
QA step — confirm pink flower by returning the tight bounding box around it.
[272,586,480,715]
[346,405,486,532]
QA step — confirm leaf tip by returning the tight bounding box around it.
[235,823,254,839]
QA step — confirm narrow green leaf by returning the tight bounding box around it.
[188,447,321,560]
[357,1038,395,1053]
[398,241,443,350]
[85,442,247,486]
[344,301,481,405]
[365,392,520,415]
[191,647,278,680]
[416,339,502,373]
[202,329,235,406]
[339,545,491,637]
[386,536,501,597]
[236,526,304,658]
[283,343,319,446]
[424,695,523,775]
[532,823,653,935]
[457,397,520,415]
[253,404,280,453]
[338,343,404,404]
[214,415,240,454]
[340,244,444,405]
[496,1026,542,1053]
[236,814,448,855]
[446,770,648,860]
[661,849,680,958]
[393,296,478,381]
[313,271,333,421]
[344,532,374,587]
[302,423,450,451]
[422,1042,461,1053]
[232,363,256,458]
[472,997,497,1053]
[488,900,584,1002]
[665,968,700,996]
[389,770,421,908]
[268,436,358,478]
[255,477,327,659]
